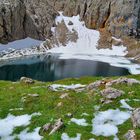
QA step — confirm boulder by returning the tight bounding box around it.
[100,87,124,99]
[20,77,35,84]
[131,108,140,128]
[124,130,136,140]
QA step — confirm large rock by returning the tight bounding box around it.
[100,87,124,99]
[49,0,140,38]
[131,108,140,128]
[0,0,26,43]
[0,0,58,43]
[124,130,136,140]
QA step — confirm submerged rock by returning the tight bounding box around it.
[131,108,140,128]
[100,87,124,99]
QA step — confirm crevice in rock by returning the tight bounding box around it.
[82,2,87,19]
[101,2,111,28]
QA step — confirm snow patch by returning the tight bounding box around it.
[49,84,86,91]
[61,133,81,140]
[91,109,131,139]
[0,112,41,139]
[120,99,133,110]
[71,118,88,126]
[17,127,42,140]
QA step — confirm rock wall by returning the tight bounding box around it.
[0,0,140,43]
[48,0,140,38]
[0,0,58,43]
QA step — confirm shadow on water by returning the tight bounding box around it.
[0,54,130,82]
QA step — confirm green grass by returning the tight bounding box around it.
[0,75,140,139]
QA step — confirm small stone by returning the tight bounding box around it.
[131,108,140,128]
[68,21,73,25]
[42,123,51,132]
[60,93,69,99]
[101,87,124,99]
[124,130,136,140]
[20,77,35,84]
[128,91,135,95]
[28,93,39,97]
[66,113,73,118]
[57,102,63,107]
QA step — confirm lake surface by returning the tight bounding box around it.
[0,54,130,82]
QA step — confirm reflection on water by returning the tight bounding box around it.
[0,54,130,81]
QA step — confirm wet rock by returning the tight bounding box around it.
[20,77,35,84]
[131,108,140,128]
[101,87,124,99]
[124,130,136,140]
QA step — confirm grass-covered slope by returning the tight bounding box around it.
[0,75,140,140]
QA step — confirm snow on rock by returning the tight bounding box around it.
[17,127,42,140]
[49,84,86,91]
[48,12,140,75]
[120,99,133,110]
[0,38,45,60]
[0,38,42,51]
[0,112,41,139]
[71,118,88,126]
[49,12,127,56]
[91,109,131,139]
[61,133,81,140]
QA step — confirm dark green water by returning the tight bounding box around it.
[0,54,130,82]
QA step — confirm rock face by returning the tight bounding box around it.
[0,0,140,43]
[0,0,58,43]
[49,0,140,38]
[131,108,140,128]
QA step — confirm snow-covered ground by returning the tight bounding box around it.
[91,109,131,140]
[71,118,88,126]
[61,133,81,140]
[0,112,42,140]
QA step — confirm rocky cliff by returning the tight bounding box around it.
[0,0,58,43]
[0,0,140,44]
[49,0,140,38]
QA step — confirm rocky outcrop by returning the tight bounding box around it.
[0,0,26,43]
[0,0,58,43]
[49,0,140,38]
